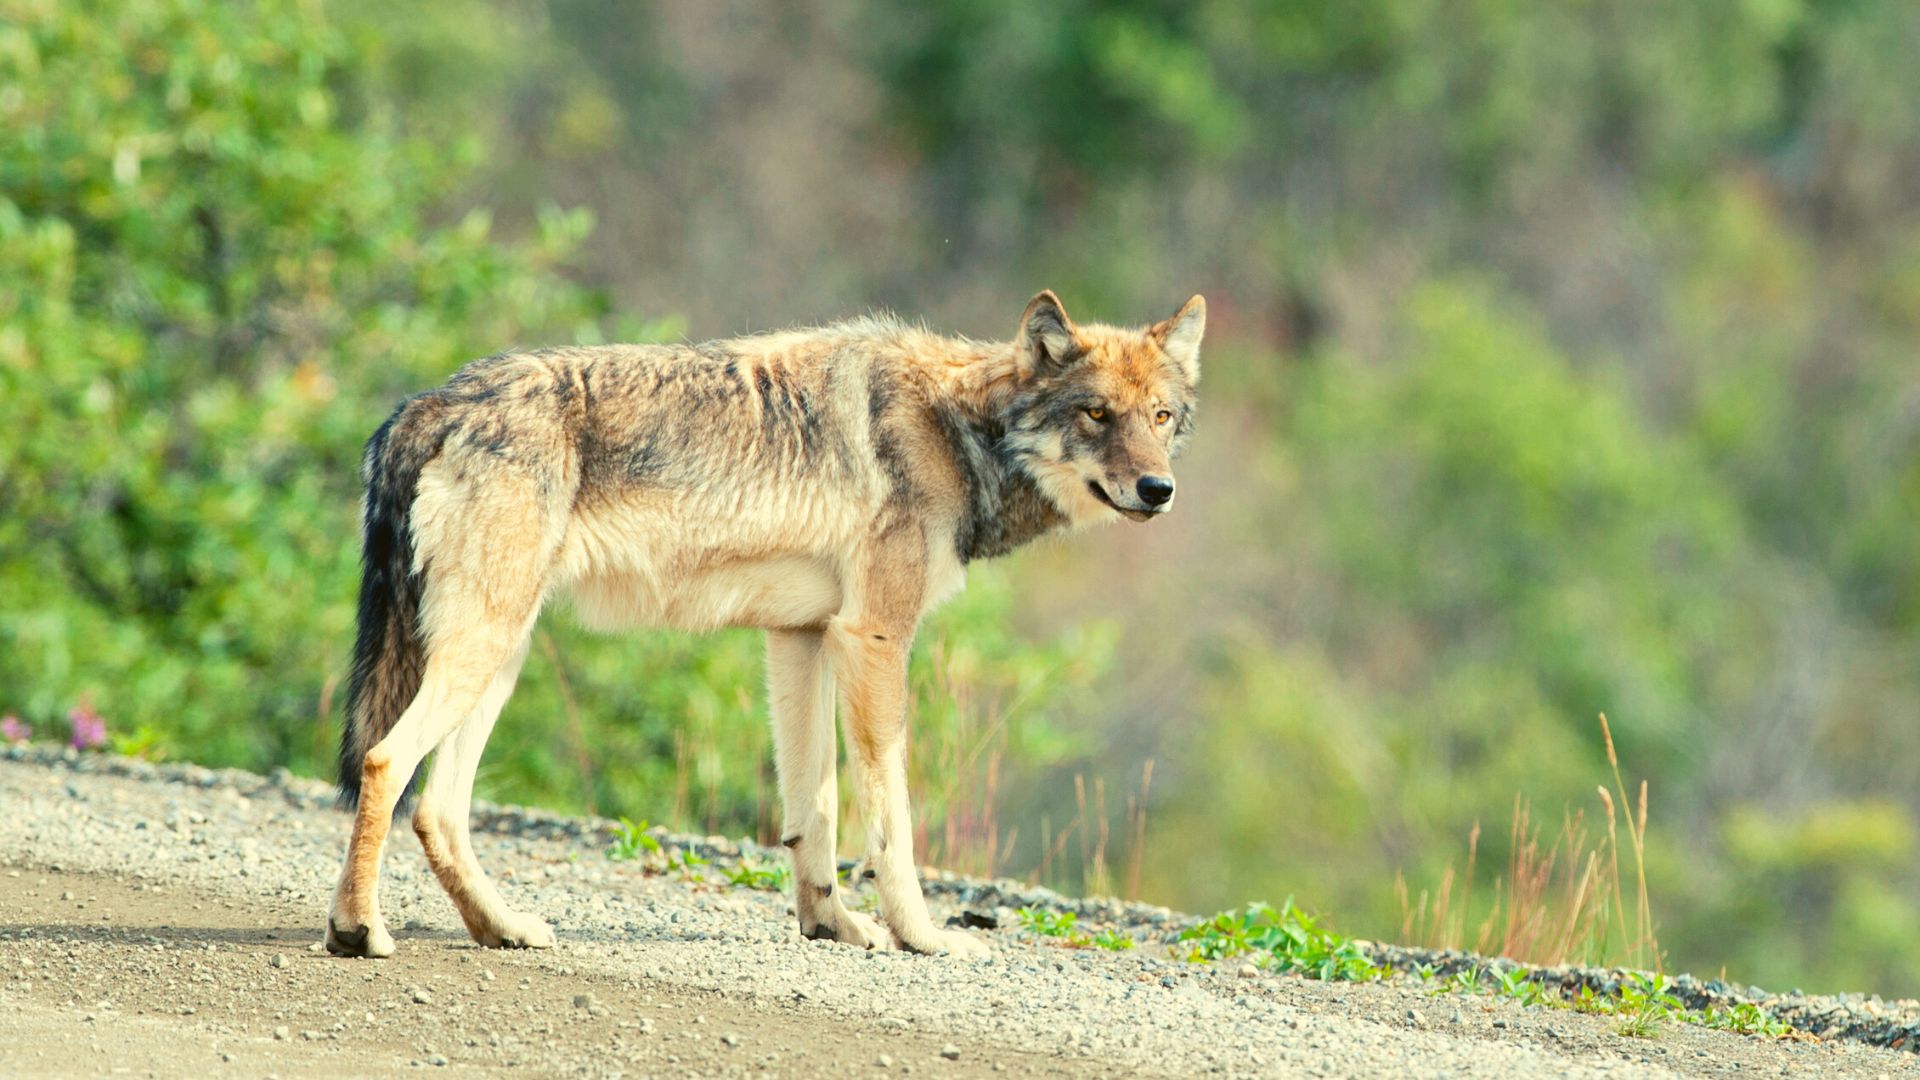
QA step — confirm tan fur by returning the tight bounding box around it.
[326,291,1204,959]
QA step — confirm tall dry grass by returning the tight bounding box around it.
[900,642,1155,898]
[1396,714,1663,970]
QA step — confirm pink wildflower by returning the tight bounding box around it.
[0,714,28,743]
[67,700,106,750]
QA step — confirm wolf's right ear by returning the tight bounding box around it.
[1016,290,1082,379]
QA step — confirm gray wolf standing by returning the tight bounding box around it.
[326,290,1205,958]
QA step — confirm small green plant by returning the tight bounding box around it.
[1091,928,1135,952]
[1428,968,1795,1044]
[607,818,662,862]
[1699,1003,1791,1038]
[1418,961,1795,1044]
[666,847,709,881]
[724,859,792,892]
[1016,907,1080,938]
[1614,973,1680,1039]
[1016,906,1094,946]
[1179,900,1383,982]
[1494,967,1549,1008]
[1569,984,1614,1015]
[108,723,168,761]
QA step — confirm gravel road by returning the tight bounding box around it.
[1,749,1912,1078]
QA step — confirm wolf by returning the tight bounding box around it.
[325,290,1205,958]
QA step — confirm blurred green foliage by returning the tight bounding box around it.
[1,0,606,774]
[5,0,1919,999]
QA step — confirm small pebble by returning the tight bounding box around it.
[940,1043,960,1060]
[269,954,287,970]
[410,987,432,1005]
[272,1026,289,1041]
[1406,1008,1427,1029]
[876,1054,893,1068]
[1237,964,1259,979]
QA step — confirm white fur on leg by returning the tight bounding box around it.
[768,629,887,948]
[847,730,988,959]
[412,641,554,949]
[328,625,531,957]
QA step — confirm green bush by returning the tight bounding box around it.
[0,0,605,770]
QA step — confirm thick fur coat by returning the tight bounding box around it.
[327,290,1204,959]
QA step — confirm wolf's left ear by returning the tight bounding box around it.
[1152,294,1206,384]
[1017,290,1083,378]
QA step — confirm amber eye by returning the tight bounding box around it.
[1155,410,1173,426]
[1086,406,1107,422]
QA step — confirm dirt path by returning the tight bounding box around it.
[1,867,1073,1078]
[1,753,1910,1078]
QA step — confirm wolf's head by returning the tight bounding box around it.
[1003,290,1204,525]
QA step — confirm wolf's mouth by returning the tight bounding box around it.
[1087,481,1157,523]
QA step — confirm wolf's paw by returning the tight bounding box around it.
[893,925,991,960]
[325,916,395,959]
[477,911,556,950]
[801,908,891,951]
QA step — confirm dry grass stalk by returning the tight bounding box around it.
[1397,715,1663,970]
[890,643,1158,898]
[1124,759,1154,900]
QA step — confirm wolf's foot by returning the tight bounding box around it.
[475,911,556,950]
[325,915,395,958]
[893,923,991,959]
[801,907,891,951]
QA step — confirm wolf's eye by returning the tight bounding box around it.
[1086,407,1107,422]
[1154,410,1173,426]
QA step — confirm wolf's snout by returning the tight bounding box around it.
[1136,475,1175,507]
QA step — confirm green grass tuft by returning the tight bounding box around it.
[1179,900,1384,982]
[724,858,792,892]
[607,817,661,862]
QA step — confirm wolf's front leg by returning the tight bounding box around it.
[767,628,889,950]
[826,618,988,959]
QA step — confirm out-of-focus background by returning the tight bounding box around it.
[5,0,1918,997]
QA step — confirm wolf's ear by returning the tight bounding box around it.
[1152,294,1206,384]
[1016,290,1083,378]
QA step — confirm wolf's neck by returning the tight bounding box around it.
[933,400,1068,564]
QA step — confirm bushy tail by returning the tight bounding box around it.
[337,411,432,811]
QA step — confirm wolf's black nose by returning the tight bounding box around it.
[1136,476,1175,506]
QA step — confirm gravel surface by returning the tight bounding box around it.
[2,747,1914,1078]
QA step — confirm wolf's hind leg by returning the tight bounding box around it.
[767,628,888,950]
[326,624,528,957]
[328,477,555,957]
[412,640,554,949]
